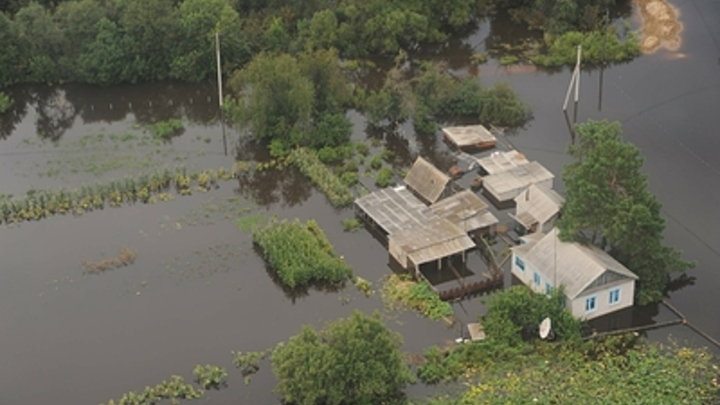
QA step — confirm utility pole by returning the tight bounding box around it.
[216,31,228,156]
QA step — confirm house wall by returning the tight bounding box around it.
[539,213,559,233]
[388,239,408,269]
[570,279,635,320]
[510,252,553,294]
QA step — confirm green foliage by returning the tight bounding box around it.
[340,171,359,187]
[499,55,519,65]
[486,0,615,35]
[288,148,354,206]
[252,218,353,289]
[478,82,531,127]
[531,30,641,67]
[152,119,184,139]
[0,92,12,113]
[99,375,204,405]
[557,120,693,304]
[482,286,583,346]
[236,214,265,232]
[271,311,414,405]
[382,275,454,320]
[232,350,268,378]
[355,142,370,157]
[313,112,353,148]
[375,167,395,188]
[380,148,395,162]
[342,218,362,232]
[354,276,373,296]
[192,364,228,389]
[369,155,383,170]
[431,337,719,404]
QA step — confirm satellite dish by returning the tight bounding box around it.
[539,317,552,340]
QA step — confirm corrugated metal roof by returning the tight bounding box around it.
[354,186,435,235]
[484,161,554,200]
[514,184,565,225]
[430,190,498,231]
[404,157,450,204]
[442,125,496,147]
[390,218,475,266]
[512,228,638,299]
[478,150,529,175]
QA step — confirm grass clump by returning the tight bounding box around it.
[287,148,354,207]
[192,365,227,389]
[253,218,353,289]
[82,248,137,274]
[355,142,370,156]
[99,375,203,405]
[152,118,184,139]
[375,167,395,188]
[382,274,453,321]
[0,91,12,113]
[342,217,362,232]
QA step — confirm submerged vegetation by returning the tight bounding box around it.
[152,118,184,139]
[232,350,268,384]
[287,148,354,207]
[252,218,353,289]
[82,247,137,274]
[192,364,228,389]
[382,275,454,321]
[530,30,641,67]
[100,374,204,405]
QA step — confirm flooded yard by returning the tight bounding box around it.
[2,0,720,402]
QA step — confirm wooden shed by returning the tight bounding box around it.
[442,125,497,151]
[483,161,555,203]
[430,190,499,235]
[404,157,452,204]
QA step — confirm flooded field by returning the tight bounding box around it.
[2,0,720,403]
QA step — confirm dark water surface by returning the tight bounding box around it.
[2,0,720,403]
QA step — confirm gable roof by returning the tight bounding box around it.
[354,186,435,235]
[389,218,475,266]
[513,184,565,226]
[442,125,496,148]
[477,150,530,175]
[512,228,638,299]
[483,161,554,201]
[404,157,451,204]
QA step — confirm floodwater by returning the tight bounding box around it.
[2,0,720,403]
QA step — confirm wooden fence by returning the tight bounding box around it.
[438,274,503,301]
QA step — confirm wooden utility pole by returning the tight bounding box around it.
[216,31,228,156]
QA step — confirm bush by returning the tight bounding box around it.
[375,167,395,188]
[342,218,362,232]
[152,119,184,139]
[340,172,359,187]
[192,364,228,389]
[380,148,395,162]
[479,83,531,128]
[382,275,453,320]
[0,91,12,114]
[317,146,340,163]
[530,30,641,67]
[369,155,383,170]
[253,218,353,289]
[355,142,370,156]
[482,286,583,346]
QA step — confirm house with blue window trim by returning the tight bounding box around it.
[511,228,639,320]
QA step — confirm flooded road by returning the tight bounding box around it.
[1,0,720,402]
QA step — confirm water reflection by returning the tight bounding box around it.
[0,82,222,141]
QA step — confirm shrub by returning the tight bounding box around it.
[342,218,362,232]
[380,148,395,162]
[152,119,184,139]
[317,146,340,163]
[375,167,394,188]
[499,55,520,65]
[232,350,268,377]
[253,218,353,289]
[355,142,370,156]
[369,155,383,170]
[530,30,641,67]
[340,172,359,187]
[99,375,203,405]
[382,275,453,320]
[479,83,531,128]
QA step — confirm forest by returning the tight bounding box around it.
[0,0,638,89]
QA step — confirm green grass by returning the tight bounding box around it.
[382,275,453,321]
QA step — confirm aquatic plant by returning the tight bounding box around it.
[192,364,228,389]
[341,218,362,232]
[253,218,353,289]
[354,276,373,297]
[152,119,184,139]
[100,375,204,405]
[232,350,268,378]
[82,248,137,274]
[375,167,395,188]
[381,275,453,321]
[287,148,354,207]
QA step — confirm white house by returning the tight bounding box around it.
[509,184,565,234]
[510,228,638,320]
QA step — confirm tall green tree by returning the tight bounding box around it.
[77,18,127,85]
[557,120,693,304]
[271,311,413,405]
[53,0,110,77]
[14,2,63,82]
[0,13,22,88]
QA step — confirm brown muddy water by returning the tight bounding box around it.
[2,0,720,403]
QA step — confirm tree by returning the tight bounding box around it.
[53,0,110,76]
[271,311,413,405]
[557,120,693,304]
[14,2,63,82]
[77,18,127,85]
[0,13,22,88]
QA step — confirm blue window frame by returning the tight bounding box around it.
[533,272,541,286]
[609,288,621,305]
[585,296,597,312]
[515,256,525,272]
[546,282,552,294]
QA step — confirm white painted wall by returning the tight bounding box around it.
[570,279,635,320]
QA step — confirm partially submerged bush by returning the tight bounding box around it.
[152,119,184,139]
[99,375,203,405]
[382,275,453,321]
[375,167,395,188]
[531,30,641,67]
[253,218,353,289]
[192,365,227,389]
[342,218,362,232]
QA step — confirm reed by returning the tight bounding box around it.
[82,248,137,274]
